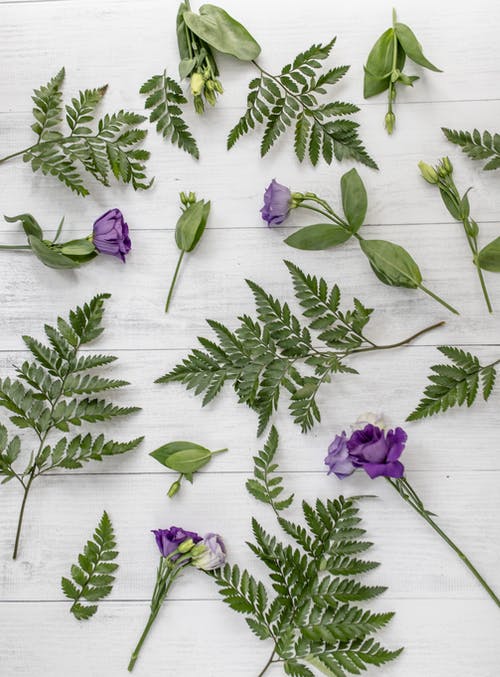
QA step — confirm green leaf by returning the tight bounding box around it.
[395,22,441,72]
[59,239,97,257]
[28,235,81,269]
[442,127,500,171]
[175,199,211,252]
[364,28,400,98]
[183,4,261,60]
[285,224,351,250]
[61,511,118,620]
[4,213,43,239]
[150,441,211,473]
[478,237,500,272]
[359,239,422,288]
[340,168,367,231]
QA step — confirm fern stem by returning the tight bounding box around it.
[12,473,34,559]
[0,146,34,164]
[257,648,277,677]
[165,250,186,313]
[387,477,500,607]
[351,320,445,355]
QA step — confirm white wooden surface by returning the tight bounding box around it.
[1,0,500,675]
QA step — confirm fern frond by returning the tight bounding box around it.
[442,127,500,171]
[0,294,141,559]
[407,346,499,421]
[228,41,376,168]
[13,69,152,196]
[158,262,379,435]
[212,432,400,674]
[141,71,199,159]
[61,511,118,620]
[246,426,294,511]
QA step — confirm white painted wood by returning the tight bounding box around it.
[1,0,500,675]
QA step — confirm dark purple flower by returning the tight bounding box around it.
[324,431,355,479]
[152,526,202,559]
[261,179,292,226]
[347,424,406,479]
[92,208,131,262]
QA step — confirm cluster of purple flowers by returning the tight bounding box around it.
[326,421,407,480]
[152,526,226,571]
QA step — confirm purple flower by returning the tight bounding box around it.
[192,533,226,571]
[261,179,292,226]
[324,432,355,479]
[152,526,202,559]
[92,208,131,262]
[347,424,406,479]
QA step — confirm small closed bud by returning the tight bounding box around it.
[193,95,205,115]
[167,480,181,498]
[467,219,479,238]
[291,191,305,208]
[384,111,396,134]
[418,161,439,184]
[190,72,205,97]
[205,88,217,106]
[213,79,224,94]
[177,538,195,553]
[442,156,453,174]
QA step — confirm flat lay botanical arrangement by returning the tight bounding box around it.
[1,1,500,676]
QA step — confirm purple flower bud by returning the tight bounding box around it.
[192,533,226,571]
[261,179,292,226]
[92,208,131,262]
[324,431,355,479]
[347,424,406,479]
[152,526,202,559]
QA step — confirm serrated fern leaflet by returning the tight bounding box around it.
[0,68,152,196]
[61,511,118,620]
[442,128,500,171]
[157,261,442,436]
[228,39,377,168]
[407,346,500,421]
[212,428,402,676]
[0,294,143,559]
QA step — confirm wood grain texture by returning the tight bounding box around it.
[1,0,500,675]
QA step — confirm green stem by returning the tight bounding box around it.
[12,473,35,559]
[0,146,33,164]
[351,320,445,355]
[387,477,500,607]
[0,245,31,250]
[418,284,460,315]
[385,9,399,133]
[257,648,277,677]
[127,606,161,672]
[165,250,186,313]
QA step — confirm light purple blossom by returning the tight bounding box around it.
[192,533,226,571]
[324,432,355,479]
[92,208,131,262]
[261,179,292,226]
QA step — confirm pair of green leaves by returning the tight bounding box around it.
[166,194,211,312]
[150,440,227,496]
[284,170,457,313]
[3,213,97,269]
[180,3,260,65]
[285,169,367,250]
[364,11,441,132]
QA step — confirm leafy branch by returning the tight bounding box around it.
[229,39,377,168]
[442,127,500,171]
[407,346,500,421]
[157,261,444,436]
[0,294,143,559]
[0,68,152,196]
[212,428,402,676]
[61,511,118,620]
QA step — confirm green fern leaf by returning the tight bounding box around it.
[61,511,118,620]
[141,71,199,159]
[246,427,294,511]
[442,127,500,171]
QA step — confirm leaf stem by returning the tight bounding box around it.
[351,320,445,355]
[257,648,277,677]
[0,147,34,165]
[12,473,35,559]
[0,245,32,250]
[418,284,460,315]
[165,250,186,313]
[387,477,500,607]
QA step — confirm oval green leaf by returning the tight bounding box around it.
[284,224,352,250]
[364,28,406,98]
[175,200,211,252]
[60,239,96,256]
[395,22,442,72]
[340,169,367,231]
[28,235,80,269]
[183,5,261,61]
[151,441,212,474]
[359,239,422,288]
[478,237,500,272]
